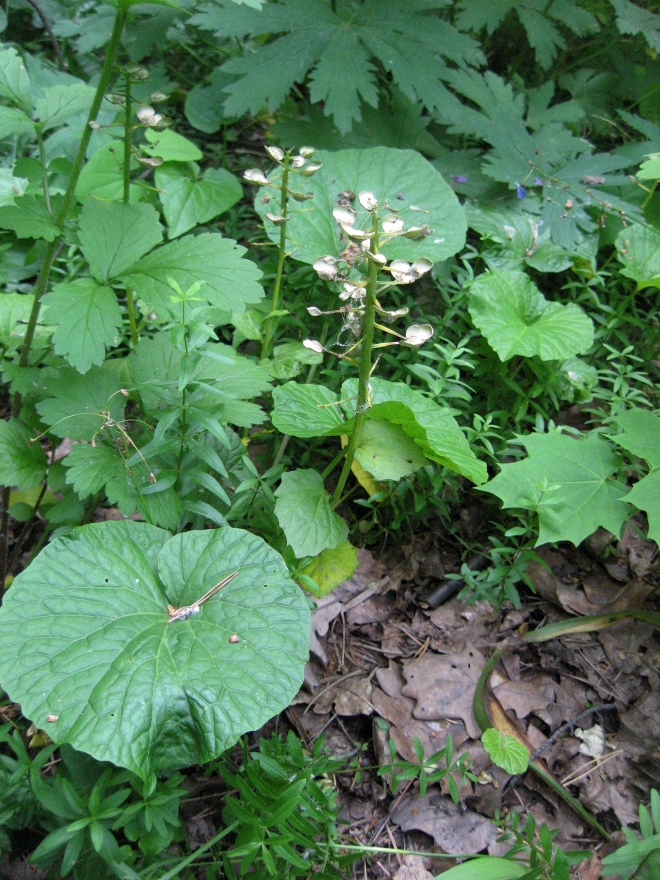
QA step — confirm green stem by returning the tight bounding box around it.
[331,212,379,508]
[123,72,132,203]
[260,157,291,360]
[12,1,128,417]
[122,72,139,347]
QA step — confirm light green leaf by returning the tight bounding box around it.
[0,292,34,341]
[155,164,242,238]
[75,141,142,204]
[300,541,358,597]
[0,194,59,241]
[0,170,28,208]
[481,430,629,546]
[0,46,32,113]
[637,153,660,181]
[144,128,203,163]
[0,521,310,779]
[616,225,660,291]
[36,365,125,440]
[42,279,123,373]
[62,443,126,499]
[0,419,47,489]
[271,382,345,437]
[354,419,429,481]
[0,106,34,140]
[482,729,529,775]
[35,83,95,132]
[78,201,163,283]
[469,269,593,361]
[623,472,660,545]
[128,333,183,413]
[610,408,660,469]
[344,378,487,485]
[274,468,348,557]
[264,340,322,380]
[255,147,466,265]
[432,855,528,880]
[120,233,264,316]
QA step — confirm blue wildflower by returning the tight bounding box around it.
[516,183,527,199]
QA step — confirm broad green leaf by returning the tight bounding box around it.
[0,521,310,779]
[0,47,32,113]
[35,83,95,132]
[343,378,487,485]
[36,365,125,440]
[120,233,264,316]
[354,419,429,481]
[255,147,466,265]
[469,270,593,361]
[137,485,184,531]
[271,383,345,437]
[155,164,242,238]
[78,201,163,283]
[62,443,126,499]
[75,141,142,204]
[432,856,528,880]
[275,468,348,557]
[0,170,28,207]
[128,333,183,413]
[0,106,34,139]
[616,225,660,291]
[623,473,660,545]
[0,419,47,489]
[481,430,629,546]
[144,128,203,163]
[482,729,529,775]
[610,408,660,469]
[0,194,59,241]
[300,541,358,597]
[42,279,123,373]
[263,340,322,380]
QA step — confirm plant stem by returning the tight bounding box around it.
[122,71,139,346]
[260,156,290,360]
[12,1,128,418]
[331,212,379,508]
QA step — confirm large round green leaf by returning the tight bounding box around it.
[255,147,466,264]
[0,521,310,779]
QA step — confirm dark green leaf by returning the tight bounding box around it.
[78,201,163,283]
[0,521,310,779]
[274,468,348,557]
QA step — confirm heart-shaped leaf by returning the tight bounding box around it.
[0,521,310,779]
[469,269,593,361]
[255,147,466,265]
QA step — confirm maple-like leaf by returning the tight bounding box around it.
[190,0,483,134]
[481,430,629,546]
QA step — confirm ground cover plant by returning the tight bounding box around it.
[0,0,659,877]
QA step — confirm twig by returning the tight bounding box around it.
[529,704,618,762]
[22,0,68,71]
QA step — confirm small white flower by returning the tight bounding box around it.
[244,169,269,185]
[265,145,285,162]
[303,339,324,353]
[358,190,378,210]
[313,255,339,281]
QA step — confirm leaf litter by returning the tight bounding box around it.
[287,527,660,874]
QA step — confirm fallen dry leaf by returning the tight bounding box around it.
[392,855,434,880]
[391,787,499,854]
[401,650,485,738]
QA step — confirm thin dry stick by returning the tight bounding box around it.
[561,750,623,787]
[167,571,238,623]
[23,0,68,70]
[529,703,617,761]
